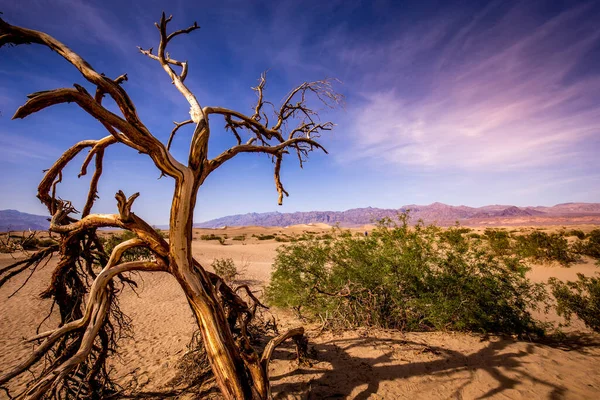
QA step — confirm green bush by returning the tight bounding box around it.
[20,236,40,250]
[266,215,547,336]
[154,228,168,238]
[562,229,586,240]
[200,234,220,240]
[515,231,578,266]
[549,274,600,332]
[37,238,58,247]
[232,235,246,241]
[573,229,600,261]
[200,234,226,245]
[257,234,275,241]
[101,230,152,262]
[211,258,238,284]
[5,234,40,250]
[483,228,512,256]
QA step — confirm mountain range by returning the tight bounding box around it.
[2,203,600,232]
[0,209,50,232]
[195,202,600,228]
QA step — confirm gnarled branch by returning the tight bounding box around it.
[138,13,208,173]
[1,11,340,400]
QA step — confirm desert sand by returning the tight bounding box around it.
[1,225,599,399]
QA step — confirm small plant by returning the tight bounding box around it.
[101,231,153,262]
[257,234,276,241]
[211,258,238,284]
[232,235,246,241]
[200,233,226,244]
[37,238,58,247]
[1,232,44,252]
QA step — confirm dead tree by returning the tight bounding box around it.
[0,13,341,400]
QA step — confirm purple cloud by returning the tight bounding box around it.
[341,2,600,171]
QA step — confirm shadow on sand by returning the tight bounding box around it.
[270,332,600,399]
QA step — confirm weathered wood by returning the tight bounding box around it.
[0,12,339,399]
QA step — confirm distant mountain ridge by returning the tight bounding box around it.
[3,203,600,231]
[195,202,600,228]
[0,209,50,232]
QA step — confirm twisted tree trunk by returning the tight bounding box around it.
[169,173,259,398]
[0,12,340,399]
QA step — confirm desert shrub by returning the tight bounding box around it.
[549,274,600,332]
[232,235,246,241]
[2,234,42,251]
[483,228,512,256]
[515,231,578,266]
[572,229,600,261]
[587,229,600,241]
[101,230,153,262]
[257,234,275,241]
[266,215,547,336]
[211,258,238,284]
[562,229,586,240]
[274,236,291,242]
[200,234,226,245]
[0,234,18,253]
[154,228,168,238]
[21,236,40,250]
[200,234,220,241]
[37,238,58,247]
[439,225,471,251]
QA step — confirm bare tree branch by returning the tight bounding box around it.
[137,13,208,173]
[208,137,327,172]
[200,76,341,203]
[1,12,340,400]
[168,119,194,150]
[1,19,185,180]
[13,85,184,179]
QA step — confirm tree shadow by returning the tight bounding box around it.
[537,332,600,354]
[270,332,600,399]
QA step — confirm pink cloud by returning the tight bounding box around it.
[341,2,600,171]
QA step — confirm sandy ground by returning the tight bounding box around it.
[1,225,599,399]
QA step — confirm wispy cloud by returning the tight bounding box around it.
[0,132,60,163]
[339,2,600,171]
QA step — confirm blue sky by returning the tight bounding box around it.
[1,0,599,225]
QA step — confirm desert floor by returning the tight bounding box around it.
[1,224,600,399]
